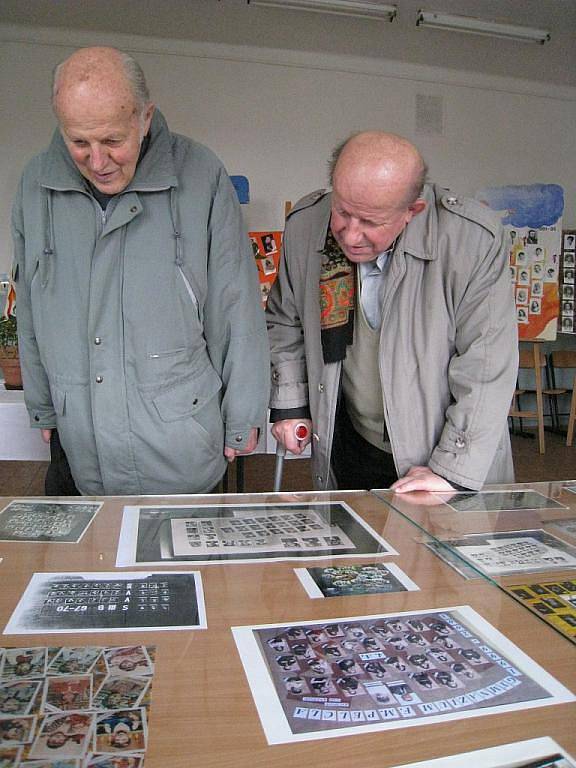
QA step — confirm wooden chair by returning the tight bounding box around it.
[509,343,547,453]
[548,350,576,447]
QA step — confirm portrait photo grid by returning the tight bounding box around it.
[561,230,576,334]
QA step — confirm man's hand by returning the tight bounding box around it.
[224,427,259,462]
[390,465,455,493]
[271,418,312,455]
[41,429,52,444]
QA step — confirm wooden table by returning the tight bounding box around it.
[0,486,574,767]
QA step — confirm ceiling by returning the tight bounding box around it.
[1,0,575,86]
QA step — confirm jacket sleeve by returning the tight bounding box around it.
[203,166,270,449]
[266,219,310,416]
[11,176,56,429]
[427,220,518,489]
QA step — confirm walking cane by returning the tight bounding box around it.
[273,422,310,492]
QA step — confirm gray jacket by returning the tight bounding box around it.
[267,185,518,491]
[12,110,269,495]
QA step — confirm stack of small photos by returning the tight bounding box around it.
[0,644,154,767]
[561,231,575,334]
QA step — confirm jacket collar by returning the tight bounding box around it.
[397,183,438,262]
[39,108,178,193]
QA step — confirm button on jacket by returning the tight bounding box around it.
[13,110,269,495]
[266,185,518,491]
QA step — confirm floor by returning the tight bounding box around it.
[1,428,574,497]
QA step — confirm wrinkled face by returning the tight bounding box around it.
[330,190,417,263]
[330,165,425,264]
[58,90,154,195]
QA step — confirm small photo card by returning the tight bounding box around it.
[295,563,419,599]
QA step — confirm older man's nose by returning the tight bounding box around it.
[342,218,364,245]
[89,145,108,172]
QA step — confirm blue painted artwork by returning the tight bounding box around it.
[478,184,564,228]
[231,175,250,204]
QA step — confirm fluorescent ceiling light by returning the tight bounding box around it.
[416,10,550,44]
[249,1,397,21]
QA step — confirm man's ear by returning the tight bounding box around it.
[409,199,427,217]
[142,103,155,136]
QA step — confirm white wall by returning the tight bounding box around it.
[1,24,575,275]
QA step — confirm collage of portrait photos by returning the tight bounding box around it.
[0,644,155,767]
[249,231,283,306]
[561,231,576,334]
[507,225,561,338]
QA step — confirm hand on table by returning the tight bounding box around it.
[391,466,456,494]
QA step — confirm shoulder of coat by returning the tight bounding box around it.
[286,189,329,220]
[439,189,501,236]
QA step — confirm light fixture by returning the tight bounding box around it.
[248,1,397,22]
[416,10,550,44]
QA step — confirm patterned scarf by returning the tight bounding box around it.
[320,228,355,364]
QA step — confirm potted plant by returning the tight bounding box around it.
[0,314,22,389]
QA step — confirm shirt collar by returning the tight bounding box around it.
[358,243,394,278]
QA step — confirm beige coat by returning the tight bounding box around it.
[266,184,518,491]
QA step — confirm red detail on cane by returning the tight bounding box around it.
[294,423,310,441]
[273,422,310,492]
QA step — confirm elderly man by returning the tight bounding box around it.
[12,47,269,495]
[267,132,517,492]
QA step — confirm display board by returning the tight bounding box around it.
[233,606,574,745]
[561,230,576,334]
[477,183,564,340]
[249,231,283,306]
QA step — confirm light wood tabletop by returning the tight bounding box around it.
[0,486,574,767]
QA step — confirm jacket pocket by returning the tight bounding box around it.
[151,365,222,423]
[51,385,67,416]
[177,264,203,328]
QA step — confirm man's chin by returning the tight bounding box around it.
[343,249,376,263]
[88,172,126,194]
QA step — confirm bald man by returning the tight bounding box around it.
[266,132,518,492]
[12,47,268,495]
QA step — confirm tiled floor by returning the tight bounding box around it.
[1,429,574,497]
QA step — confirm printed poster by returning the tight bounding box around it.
[442,529,576,577]
[441,490,567,513]
[0,501,102,544]
[116,502,396,567]
[388,737,575,767]
[508,578,576,642]
[232,606,574,744]
[4,572,206,635]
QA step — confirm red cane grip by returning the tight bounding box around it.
[294,422,310,441]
